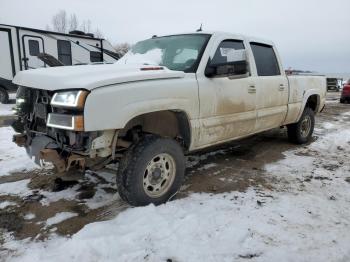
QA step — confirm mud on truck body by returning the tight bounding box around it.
[11,32,327,206]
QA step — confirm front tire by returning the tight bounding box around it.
[116,135,185,206]
[0,87,9,104]
[287,107,315,144]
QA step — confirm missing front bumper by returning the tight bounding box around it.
[39,149,86,173]
[13,134,86,173]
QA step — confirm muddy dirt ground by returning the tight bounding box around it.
[0,92,348,250]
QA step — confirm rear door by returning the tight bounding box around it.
[250,43,288,131]
[0,29,15,80]
[23,36,45,69]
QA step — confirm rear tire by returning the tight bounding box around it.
[287,107,315,144]
[116,135,185,206]
[0,87,9,104]
[340,98,345,104]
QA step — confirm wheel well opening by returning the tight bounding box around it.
[306,95,319,112]
[120,111,191,150]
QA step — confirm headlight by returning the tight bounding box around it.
[47,113,84,131]
[51,90,89,109]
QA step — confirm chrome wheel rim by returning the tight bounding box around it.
[143,153,176,198]
[300,115,311,138]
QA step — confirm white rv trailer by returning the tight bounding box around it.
[0,24,119,103]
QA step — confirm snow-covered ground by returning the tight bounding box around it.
[45,212,78,227]
[1,102,350,261]
[0,127,37,175]
[0,94,16,117]
[0,104,15,117]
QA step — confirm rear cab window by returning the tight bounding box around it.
[250,43,281,76]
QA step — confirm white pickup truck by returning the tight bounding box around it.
[12,31,326,206]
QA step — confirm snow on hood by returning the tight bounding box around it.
[12,63,185,91]
[118,49,163,66]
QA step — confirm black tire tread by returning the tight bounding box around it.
[116,135,185,206]
[287,107,315,144]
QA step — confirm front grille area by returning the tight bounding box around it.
[34,103,48,119]
[15,86,95,152]
[16,86,54,133]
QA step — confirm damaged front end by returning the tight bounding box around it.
[12,86,119,174]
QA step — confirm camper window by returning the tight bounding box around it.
[57,40,72,65]
[29,40,40,56]
[90,51,103,63]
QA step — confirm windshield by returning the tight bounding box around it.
[117,34,210,72]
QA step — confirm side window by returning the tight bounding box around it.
[28,40,40,56]
[57,40,72,65]
[90,51,103,62]
[250,43,280,76]
[211,40,245,65]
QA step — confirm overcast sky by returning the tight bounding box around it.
[0,0,349,73]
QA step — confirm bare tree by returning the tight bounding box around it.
[94,28,104,38]
[87,20,92,33]
[52,10,67,33]
[69,14,79,32]
[114,43,131,57]
[48,10,104,37]
[80,19,92,33]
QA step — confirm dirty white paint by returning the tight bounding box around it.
[11,32,326,158]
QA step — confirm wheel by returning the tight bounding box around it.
[340,98,345,104]
[0,87,9,104]
[116,135,185,206]
[287,107,315,144]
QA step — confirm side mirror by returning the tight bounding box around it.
[205,49,248,78]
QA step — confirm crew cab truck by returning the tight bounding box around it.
[12,32,326,206]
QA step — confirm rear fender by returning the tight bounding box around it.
[296,90,322,121]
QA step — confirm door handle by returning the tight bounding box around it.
[248,85,256,93]
[279,84,285,91]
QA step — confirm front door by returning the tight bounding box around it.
[196,39,257,148]
[23,36,45,70]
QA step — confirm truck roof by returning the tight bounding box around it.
[154,31,275,46]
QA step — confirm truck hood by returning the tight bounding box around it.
[13,63,185,91]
